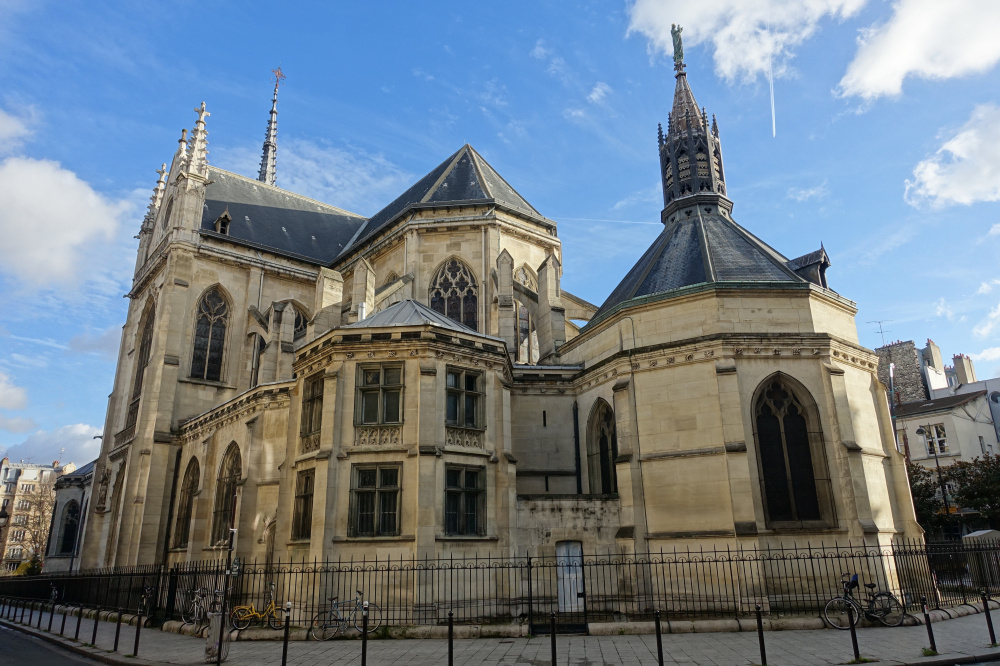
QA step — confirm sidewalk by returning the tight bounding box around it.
[4,604,1000,666]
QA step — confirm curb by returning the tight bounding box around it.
[0,617,159,666]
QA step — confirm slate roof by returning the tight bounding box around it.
[590,207,806,324]
[895,391,987,418]
[346,299,495,338]
[337,145,541,261]
[200,167,366,264]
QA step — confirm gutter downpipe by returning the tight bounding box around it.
[573,401,582,494]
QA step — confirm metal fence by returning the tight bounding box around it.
[2,540,999,633]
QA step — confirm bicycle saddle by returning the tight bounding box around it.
[328,596,339,602]
[864,583,877,589]
[357,590,364,596]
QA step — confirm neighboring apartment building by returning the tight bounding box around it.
[43,461,95,573]
[894,391,999,468]
[0,458,75,573]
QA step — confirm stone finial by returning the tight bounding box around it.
[168,128,188,176]
[185,102,210,178]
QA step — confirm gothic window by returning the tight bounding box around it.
[293,307,307,340]
[104,466,126,566]
[191,288,229,382]
[514,267,539,364]
[211,444,242,546]
[429,259,478,331]
[249,334,266,389]
[57,500,80,555]
[586,399,618,494]
[754,377,828,526]
[173,458,200,549]
[161,197,173,230]
[349,464,400,537]
[125,304,155,433]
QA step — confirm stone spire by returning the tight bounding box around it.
[168,129,188,177]
[185,102,210,178]
[657,26,726,215]
[142,164,168,229]
[258,68,285,186]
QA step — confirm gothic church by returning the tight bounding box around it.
[81,48,920,570]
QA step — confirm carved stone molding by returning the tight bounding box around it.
[445,426,484,449]
[355,425,402,447]
[300,432,321,453]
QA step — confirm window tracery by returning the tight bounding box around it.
[211,444,241,546]
[587,399,618,494]
[191,288,228,382]
[514,266,539,364]
[173,458,199,549]
[429,259,478,330]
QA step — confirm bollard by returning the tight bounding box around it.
[60,605,67,635]
[755,604,767,666]
[133,606,143,657]
[75,606,83,641]
[984,589,997,646]
[921,596,937,654]
[361,603,369,666]
[654,610,664,666]
[91,606,100,646]
[114,608,123,652]
[847,603,860,662]
[550,612,557,666]
[448,611,454,666]
[280,602,291,666]
[48,602,55,632]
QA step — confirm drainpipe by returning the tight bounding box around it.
[573,401,582,494]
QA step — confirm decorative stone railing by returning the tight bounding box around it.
[445,426,485,449]
[114,424,136,447]
[300,431,321,453]
[354,425,402,447]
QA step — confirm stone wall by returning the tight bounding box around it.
[875,341,927,405]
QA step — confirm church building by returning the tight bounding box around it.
[80,44,920,570]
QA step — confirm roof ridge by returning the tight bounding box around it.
[419,145,467,204]
[207,166,366,219]
[467,145,541,215]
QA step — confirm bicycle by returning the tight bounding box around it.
[181,587,213,626]
[309,590,383,639]
[138,585,156,617]
[824,573,905,629]
[230,582,286,630]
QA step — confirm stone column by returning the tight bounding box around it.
[496,250,516,360]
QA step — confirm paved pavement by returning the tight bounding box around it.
[4,605,1000,665]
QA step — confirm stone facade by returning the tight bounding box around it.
[0,458,73,573]
[80,53,920,573]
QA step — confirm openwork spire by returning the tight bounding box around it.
[657,26,726,215]
[185,102,210,178]
[258,67,285,186]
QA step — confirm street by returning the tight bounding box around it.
[0,623,102,665]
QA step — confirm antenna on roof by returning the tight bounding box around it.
[867,320,893,347]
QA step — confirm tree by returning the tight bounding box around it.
[906,461,946,530]
[947,454,1000,525]
[4,481,57,571]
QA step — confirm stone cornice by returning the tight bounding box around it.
[177,381,294,442]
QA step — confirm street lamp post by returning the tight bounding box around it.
[0,505,9,575]
[916,425,952,516]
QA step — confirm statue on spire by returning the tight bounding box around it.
[671,24,684,71]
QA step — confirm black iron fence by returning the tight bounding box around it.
[2,540,999,632]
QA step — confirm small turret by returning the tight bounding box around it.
[258,68,285,186]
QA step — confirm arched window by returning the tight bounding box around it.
[125,303,155,433]
[754,377,830,526]
[211,444,242,546]
[104,466,126,566]
[429,259,478,330]
[514,266,539,364]
[173,458,200,549]
[161,197,173,230]
[293,307,308,340]
[191,287,229,382]
[587,399,618,494]
[58,501,80,555]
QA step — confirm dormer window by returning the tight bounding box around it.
[214,208,232,235]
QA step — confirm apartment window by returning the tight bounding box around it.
[16,500,29,511]
[3,483,13,493]
[356,365,402,425]
[300,374,324,437]
[9,529,24,541]
[445,466,485,536]
[980,436,988,455]
[924,424,948,455]
[13,515,26,525]
[291,469,315,540]
[8,547,23,559]
[349,465,400,537]
[446,369,483,428]
[20,484,34,493]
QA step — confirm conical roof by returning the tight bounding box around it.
[338,145,539,259]
[590,206,806,324]
[670,71,704,133]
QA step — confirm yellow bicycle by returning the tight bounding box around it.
[230,583,286,630]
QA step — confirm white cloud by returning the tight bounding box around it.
[974,302,1000,338]
[0,415,36,433]
[905,105,1000,208]
[530,39,550,60]
[787,180,829,202]
[839,0,1000,99]
[935,297,955,321]
[0,157,131,286]
[0,106,35,154]
[989,224,1000,237]
[627,0,866,82]
[972,347,1000,363]
[563,108,586,120]
[0,423,102,467]
[978,279,1000,295]
[587,82,611,104]
[0,371,27,409]
[68,326,121,358]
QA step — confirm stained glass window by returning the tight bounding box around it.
[191,288,228,382]
[429,259,478,330]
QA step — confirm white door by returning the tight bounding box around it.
[556,540,584,613]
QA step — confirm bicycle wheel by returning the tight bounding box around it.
[180,596,195,625]
[353,603,382,634]
[268,607,286,630]
[231,607,253,631]
[824,598,861,629]
[871,592,905,627]
[310,610,341,640]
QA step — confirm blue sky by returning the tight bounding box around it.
[1,0,999,466]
